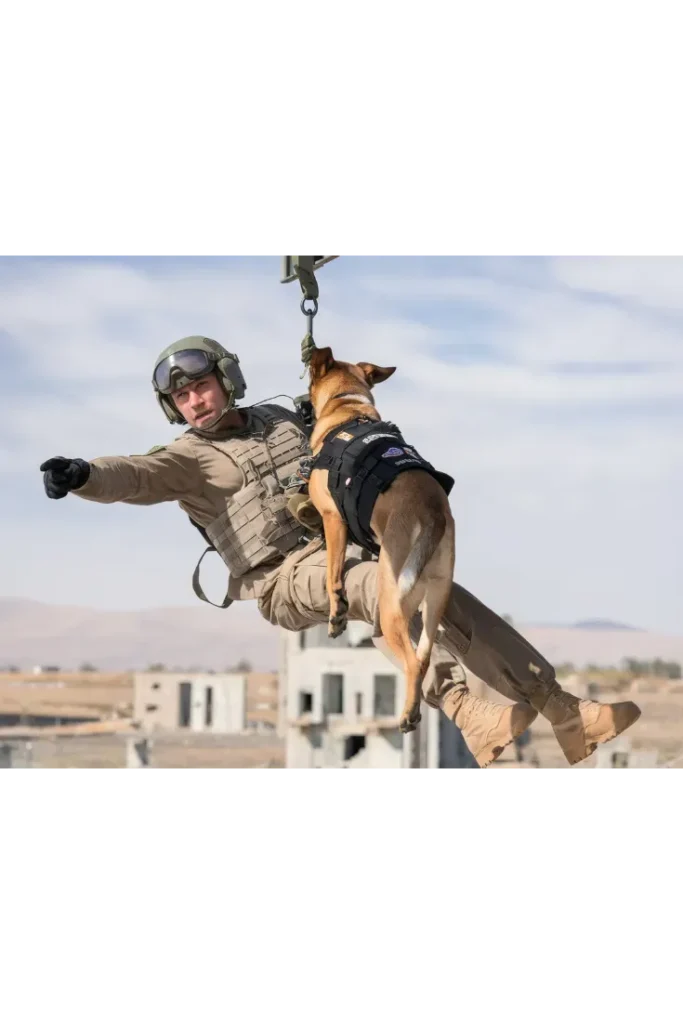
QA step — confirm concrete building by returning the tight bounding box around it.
[595,735,658,769]
[133,672,246,734]
[280,623,476,768]
[246,672,279,732]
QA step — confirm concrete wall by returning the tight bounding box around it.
[288,723,404,769]
[281,625,405,768]
[281,624,477,768]
[288,648,402,724]
[133,672,246,734]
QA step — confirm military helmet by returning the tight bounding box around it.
[152,336,247,425]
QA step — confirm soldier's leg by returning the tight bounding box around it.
[257,541,377,630]
[433,582,642,765]
[374,630,537,768]
[258,543,534,766]
[258,542,377,630]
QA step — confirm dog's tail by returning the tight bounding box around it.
[397,513,447,602]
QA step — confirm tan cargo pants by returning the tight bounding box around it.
[257,539,556,709]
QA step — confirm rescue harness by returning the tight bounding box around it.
[309,417,454,555]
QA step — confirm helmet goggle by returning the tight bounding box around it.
[153,349,218,394]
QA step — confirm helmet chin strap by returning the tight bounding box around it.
[193,401,234,433]
[189,378,238,433]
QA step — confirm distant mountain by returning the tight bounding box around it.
[0,597,279,672]
[518,624,683,670]
[0,598,680,674]
[572,619,639,631]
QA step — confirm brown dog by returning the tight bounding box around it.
[306,346,455,734]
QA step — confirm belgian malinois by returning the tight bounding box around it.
[306,346,455,734]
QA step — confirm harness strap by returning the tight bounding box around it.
[191,545,234,609]
[352,456,400,555]
[313,417,454,556]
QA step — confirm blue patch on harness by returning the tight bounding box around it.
[382,447,404,458]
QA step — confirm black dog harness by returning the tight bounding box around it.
[310,418,454,555]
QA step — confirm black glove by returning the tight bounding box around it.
[40,457,91,499]
[301,333,317,366]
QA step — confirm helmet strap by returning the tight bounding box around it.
[191,401,233,433]
[185,374,240,434]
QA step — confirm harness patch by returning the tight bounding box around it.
[131,444,167,456]
[312,418,454,555]
[362,432,398,444]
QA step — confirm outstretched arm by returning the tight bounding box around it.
[40,441,203,506]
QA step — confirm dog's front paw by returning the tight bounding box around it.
[328,590,348,638]
[399,706,422,734]
[328,612,348,638]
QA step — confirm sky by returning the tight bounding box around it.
[1,255,682,634]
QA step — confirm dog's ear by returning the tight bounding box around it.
[309,346,336,379]
[357,362,396,387]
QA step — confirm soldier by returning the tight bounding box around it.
[40,336,641,767]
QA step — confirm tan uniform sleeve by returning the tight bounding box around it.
[73,439,202,506]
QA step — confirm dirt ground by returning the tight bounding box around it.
[3,731,285,769]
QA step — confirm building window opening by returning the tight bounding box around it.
[299,691,313,714]
[323,673,344,715]
[374,675,397,716]
[178,681,192,728]
[355,693,363,715]
[205,686,214,727]
[344,735,366,760]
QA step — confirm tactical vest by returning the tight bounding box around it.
[312,418,454,556]
[191,404,311,608]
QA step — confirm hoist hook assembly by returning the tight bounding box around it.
[281,256,339,375]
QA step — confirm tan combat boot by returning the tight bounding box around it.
[440,689,538,769]
[530,683,641,765]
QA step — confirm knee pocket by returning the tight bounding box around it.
[440,619,473,656]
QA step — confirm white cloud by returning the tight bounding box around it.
[361,266,683,368]
[1,256,681,638]
[551,256,683,312]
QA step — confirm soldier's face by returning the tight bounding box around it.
[172,374,226,427]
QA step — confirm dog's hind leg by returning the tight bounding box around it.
[391,516,455,731]
[376,548,424,733]
[414,517,455,677]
